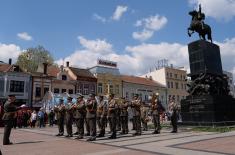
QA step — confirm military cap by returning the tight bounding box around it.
[67,96,73,100]
[155,92,159,96]
[109,93,115,97]
[134,94,139,97]
[89,93,95,97]
[8,94,16,97]
[77,93,84,98]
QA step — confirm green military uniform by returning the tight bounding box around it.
[131,95,141,136]
[108,95,118,139]
[169,99,178,133]
[73,97,86,139]
[2,100,17,145]
[141,102,149,131]
[116,103,121,131]
[54,99,66,136]
[151,96,161,134]
[65,97,73,137]
[97,97,108,137]
[86,94,97,141]
[119,98,129,134]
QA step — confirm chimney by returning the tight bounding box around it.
[9,58,12,65]
[170,64,173,68]
[43,63,48,75]
[66,61,69,67]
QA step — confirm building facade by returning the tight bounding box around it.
[121,75,167,106]
[142,66,188,104]
[0,63,32,106]
[49,65,76,95]
[62,62,97,96]
[89,59,122,97]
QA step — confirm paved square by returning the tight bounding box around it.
[1,126,235,155]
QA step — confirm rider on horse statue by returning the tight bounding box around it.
[188,4,212,43]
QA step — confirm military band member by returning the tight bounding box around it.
[86,94,97,141]
[54,98,66,136]
[73,94,86,139]
[119,97,129,134]
[151,93,164,134]
[141,101,150,131]
[65,97,74,137]
[116,101,121,131]
[131,94,142,136]
[107,94,118,139]
[2,94,19,145]
[97,96,108,137]
[168,97,178,133]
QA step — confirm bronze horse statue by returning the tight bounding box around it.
[187,10,212,43]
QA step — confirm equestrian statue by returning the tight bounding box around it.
[188,4,212,42]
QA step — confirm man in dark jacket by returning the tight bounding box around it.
[2,94,19,145]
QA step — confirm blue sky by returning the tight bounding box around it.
[0,0,235,77]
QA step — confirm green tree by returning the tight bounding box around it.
[16,45,54,73]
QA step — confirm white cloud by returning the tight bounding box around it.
[136,14,168,31]
[17,32,32,41]
[78,36,113,54]
[133,14,168,41]
[189,0,235,21]
[132,29,154,42]
[0,43,22,63]
[112,5,128,21]
[57,36,235,78]
[93,13,106,23]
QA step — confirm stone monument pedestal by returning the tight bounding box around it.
[181,40,235,125]
[181,95,235,125]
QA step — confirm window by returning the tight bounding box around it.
[171,82,173,88]
[170,73,172,78]
[83,84,89,95]
[174,74,177,79]
[180,75,182,80]
[35,87,41,97]
[54,88,59,93]
[98,83,103,94]
[145,95,148,101]
[77,83,83,94]
[184,84,187,90]
[10,80,24,93]
[90,84,95,93]
[109,85,113,94]
[177,95,180,102]
[181,83,184,89]
[62,75,67,81]
[175,82,179,89]
[115,85,119,94]
[69,89,73,94]
[126,92,129,99]
[139,93,142,101]
[166,72,169,77]
[62,89,66,93]
[167,81,170,88]
[44,87,49,95]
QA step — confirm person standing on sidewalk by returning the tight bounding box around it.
[168,97,178,133]
[65,97,74,137]
[131,94,142,136]
[54,99,66,136]
[86,94,97,141]
[2,94,20,145]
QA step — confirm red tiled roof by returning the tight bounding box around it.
[47,66,60,77]
[0,64,11,72]
[69,67,96,79]
[121,75,165,87]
